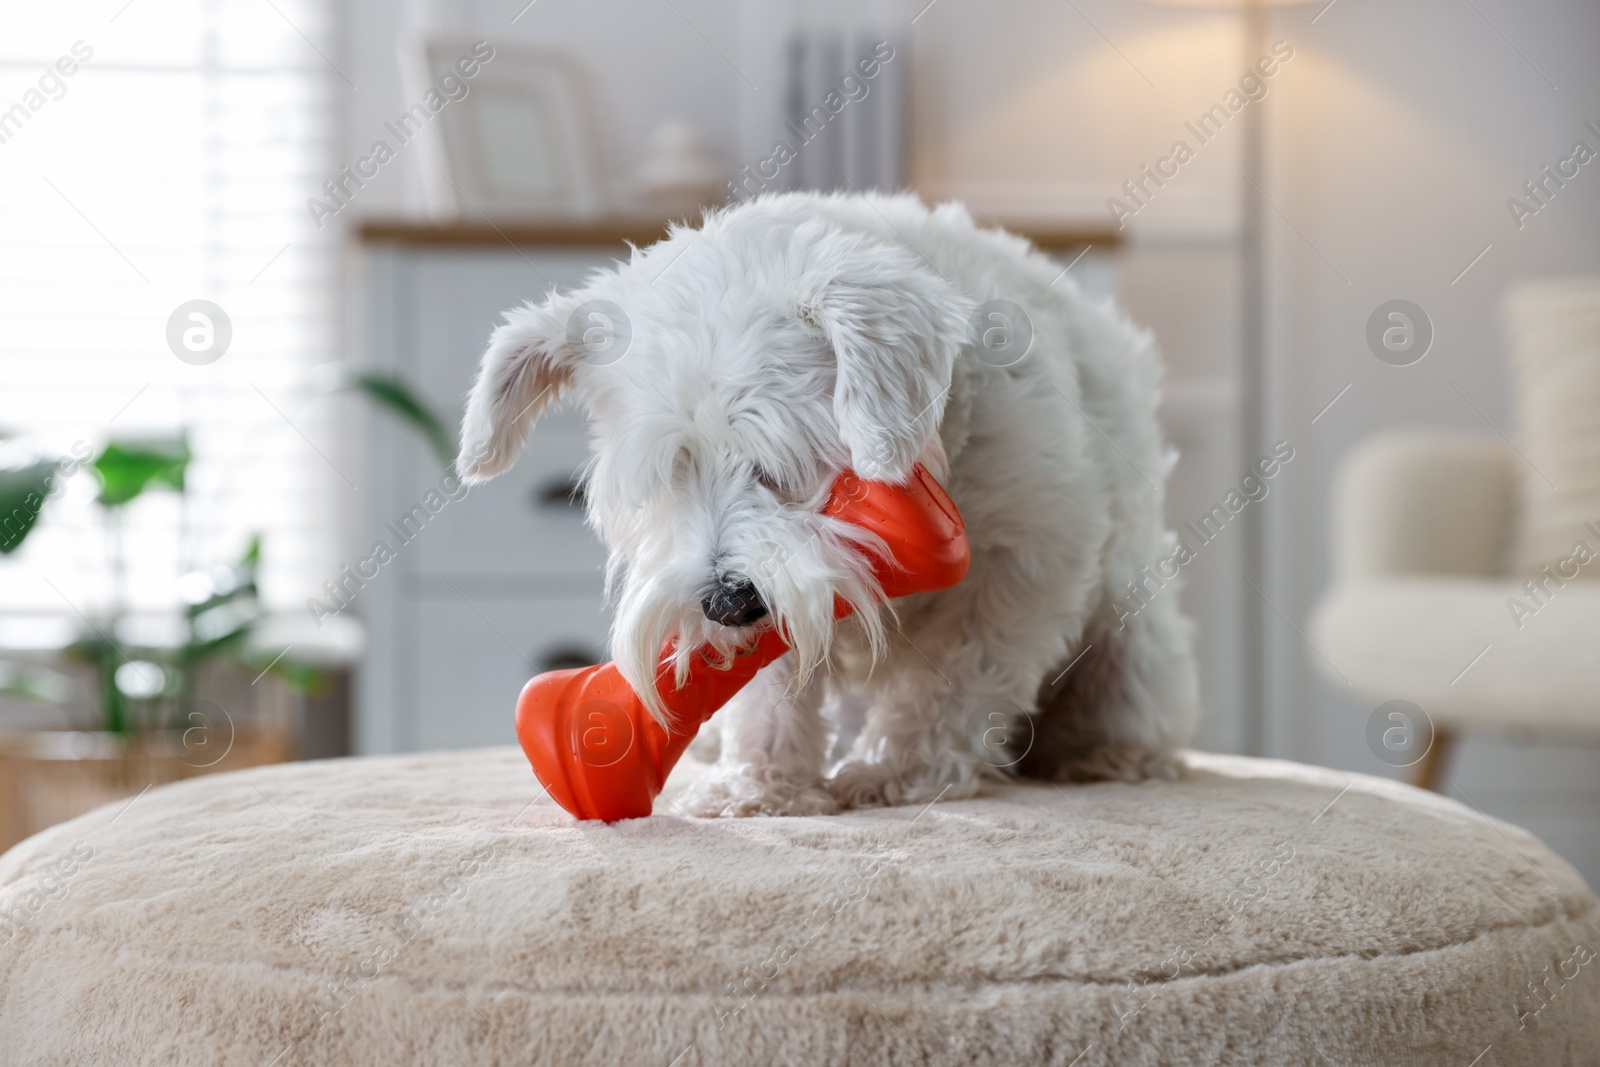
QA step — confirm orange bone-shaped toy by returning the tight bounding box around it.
[515,464,969,822]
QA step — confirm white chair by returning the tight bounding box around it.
[1311,433,1600,791]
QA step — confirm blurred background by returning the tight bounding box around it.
[1,0,1597,883]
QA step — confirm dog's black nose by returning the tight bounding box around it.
[701,578,768,627]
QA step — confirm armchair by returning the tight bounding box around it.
[1310,429,1600,790]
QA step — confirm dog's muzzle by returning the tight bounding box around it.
[701,578,768,627]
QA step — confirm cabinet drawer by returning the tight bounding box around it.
[408,430,606,580]
[414,595,611,751]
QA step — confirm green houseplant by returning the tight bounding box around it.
[0,435,303,848]
[0,372,453,847]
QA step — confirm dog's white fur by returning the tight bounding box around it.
[458,192,1199,816]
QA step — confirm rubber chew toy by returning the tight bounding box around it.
[515,464,969,822]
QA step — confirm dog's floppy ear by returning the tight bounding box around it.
[790,222,975,483]
[456,298,576,484]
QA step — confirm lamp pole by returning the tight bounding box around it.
[1141,0,1312,757]
[1238,0,1269,757]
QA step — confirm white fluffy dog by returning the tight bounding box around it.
[457,192,1198,817]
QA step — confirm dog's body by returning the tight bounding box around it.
[458,192,1198,816]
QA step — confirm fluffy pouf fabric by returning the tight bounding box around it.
[1,749,1597,1066]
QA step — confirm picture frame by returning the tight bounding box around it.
[410,40,609,220]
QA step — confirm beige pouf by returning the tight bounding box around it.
[1,749,1597,1066]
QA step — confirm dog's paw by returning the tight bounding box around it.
[1050,744,1185,784]
[826,760,981,811]
[826,761,905,811]
[673,766,838,818]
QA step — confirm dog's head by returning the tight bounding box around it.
[457,213,973,721]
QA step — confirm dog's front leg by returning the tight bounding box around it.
[826,649,1000,811]
[673,652,837,818]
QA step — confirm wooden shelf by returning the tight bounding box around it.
[357,218,677,249]
[985,220,1123,253]
[356,216,1122,254]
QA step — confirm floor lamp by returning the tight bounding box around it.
[1141,0,1317,756]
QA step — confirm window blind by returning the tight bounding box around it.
[0,0,340,618]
